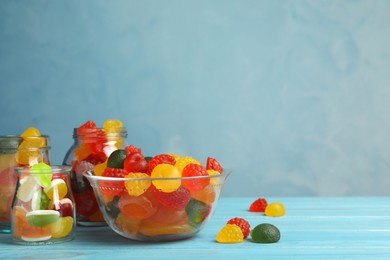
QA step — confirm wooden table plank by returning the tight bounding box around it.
[1,197,390,259]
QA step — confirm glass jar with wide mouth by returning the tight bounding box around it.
[63,126,127,226]
[0,135,50,233]
[11,165,75,245]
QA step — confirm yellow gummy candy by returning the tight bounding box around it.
[216,224,244,243]
[151,164,181,192]
[125,172,151,196]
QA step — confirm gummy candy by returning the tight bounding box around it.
[52,198,73,218]
[93,160,107,176]
[151,164,181,192]
[186,198,210,225]
[74,188,99,218]
[21,127,46,148]
[26,210,60,227]
[16,175,41,202]
[100,168,127,196]
[44,179,68,201]
[154,186,191,211]
[118,193,157,220]
[21,225,52,242]
[124,153,148,173]
[147,154,176,174]
[21,127,41,137]
[216,224,244,243]
[74,143,91,161]
[265,202,285,217]
[115,212,141,235]
[31,162,52,188]
[107,149,127,169]
[47,216,73,239]
[103,119,123,133]
[206,169,221,186]
[147,205,188,225]
[206,157,223,173]
[88,210,105,222]
[190,185,216,205]
[251,223,280,243]
[174,156,201,172]
[12,206,28,237]
[15,141,40,165]
[124,145,142,155]
[138,220,192,237]
[181,164,209,192]
[227,217,250,238]
[124,172,151,196]
[31,190,50,211]
[73,160,94,176]
[249,198,268,213]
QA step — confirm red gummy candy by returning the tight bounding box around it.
[124,145,142,155]
[154,186,191,211]
[227,217,250,238]
[181,164,209,192]
[249,198,268,212]
[124,152,148,173]
[100,168,127,196]
[147,154,176,174]
[206,157,223,173]
[77,120,97,135]
[74,188,99,217]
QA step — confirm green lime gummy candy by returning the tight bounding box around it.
[31,162,52,188]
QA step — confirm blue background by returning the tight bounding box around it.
[1,0,389,197]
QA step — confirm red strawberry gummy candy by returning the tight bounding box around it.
[100,168,127,196]
[181,164,209,192]
[154,186,191,211]
[249,198,268,212]
[124,152,148,173]
[227,217,250,238]
[206,157,223,173]
[124,145,142,155]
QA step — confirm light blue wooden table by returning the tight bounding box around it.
[1,197,390,259]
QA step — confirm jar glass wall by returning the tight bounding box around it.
[11,165,75,245]
[63,126,127,226]
[0,135,50,233]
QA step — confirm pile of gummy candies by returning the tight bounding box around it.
[89,143,225,238]
[216,198,285,243]
[12,163,74,242]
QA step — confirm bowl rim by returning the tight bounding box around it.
[83,170,231,181]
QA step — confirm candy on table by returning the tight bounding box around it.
[216,224,244,243]
[265,202,285,217]
[227,217,251,238]
[249,197,268,213]
[250,223,281,243]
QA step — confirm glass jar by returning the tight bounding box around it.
[12,165,75,245]
[63,126,127,226]
[0,135,50,233]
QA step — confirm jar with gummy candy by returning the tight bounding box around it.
[62,120,127,226]
[0,129,50,233]
[12,164,75,245]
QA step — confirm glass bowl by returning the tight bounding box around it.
[84,171,230,242]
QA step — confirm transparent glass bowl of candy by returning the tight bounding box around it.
[84,171,230,242]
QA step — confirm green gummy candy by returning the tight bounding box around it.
[31,162,52,188]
